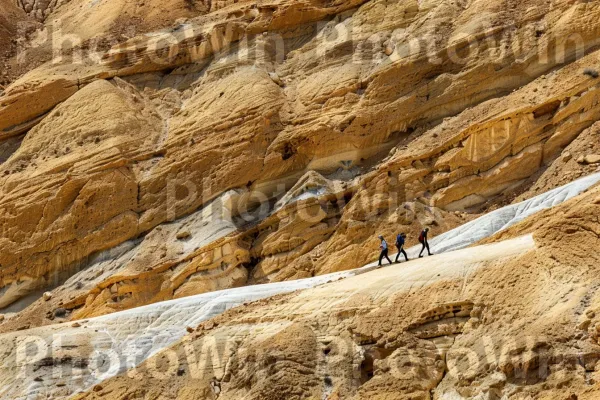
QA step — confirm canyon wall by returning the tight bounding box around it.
[1,0,600,397]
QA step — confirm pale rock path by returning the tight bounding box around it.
[289,235,535,321]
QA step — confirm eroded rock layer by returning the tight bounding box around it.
[54,183,600,398]
[1,0,600,396]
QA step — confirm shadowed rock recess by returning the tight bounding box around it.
[1,0,600,398]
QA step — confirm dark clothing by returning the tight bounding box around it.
[418,230,432,257]
[395,245,408,262]
[419,241,431,257]
[379,248,393,266]
[396,234,405,247]
[395,234,408,262]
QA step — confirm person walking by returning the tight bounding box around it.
[395,232,409,263]
[378,235,393,266]
[418,227,433,258]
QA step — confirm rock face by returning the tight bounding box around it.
[1,0,600,319]
[0,78,163,309]
[2,0,213,86]
[62,182,600,398]
[0,0,34,86]
[1,0,600,397]
[0,1,27,51]
[514,122,600,202]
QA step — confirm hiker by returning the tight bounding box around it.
[378,235,393,266]
[418,227,433,258]
[395,232,409,263]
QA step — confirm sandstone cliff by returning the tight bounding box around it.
[1,0,600,398]
[2,0,600,323]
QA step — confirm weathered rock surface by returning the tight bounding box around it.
[514,122,600,201]
[1,172,599,399]
[1,0,600,319]
[69,181,600,399]
[0,0,35,86]
[0,78,162,308]
[1,0,600,397]
[2,0,211,84]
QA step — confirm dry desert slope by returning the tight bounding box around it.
[0,0,600,398]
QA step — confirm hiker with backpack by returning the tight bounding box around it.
[378,235,393,266]
[395,232,409,263]
[418,227,433,258]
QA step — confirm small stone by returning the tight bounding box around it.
[71,322,81,328]
[268,72,283,87]
[587,155,600,164]
[186,326,194,333]
[561,151,572,162]
[53,308,67,318]
[577,154,600,164]
[578,319,591,331]
[210,380,221,394]
[586,310,596,319]
[583,68,599,79]
[412,159,425,169]
[0,314,5,322]
[93,385,103,392]
[176,231,191,240]
[43,292,53,301]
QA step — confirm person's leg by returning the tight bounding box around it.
[379,250,384,266]
[384,249,393,264]
[402,248,409,261]
[395,246,401,262]
[419,242,425,257]
[426,242,432,256]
